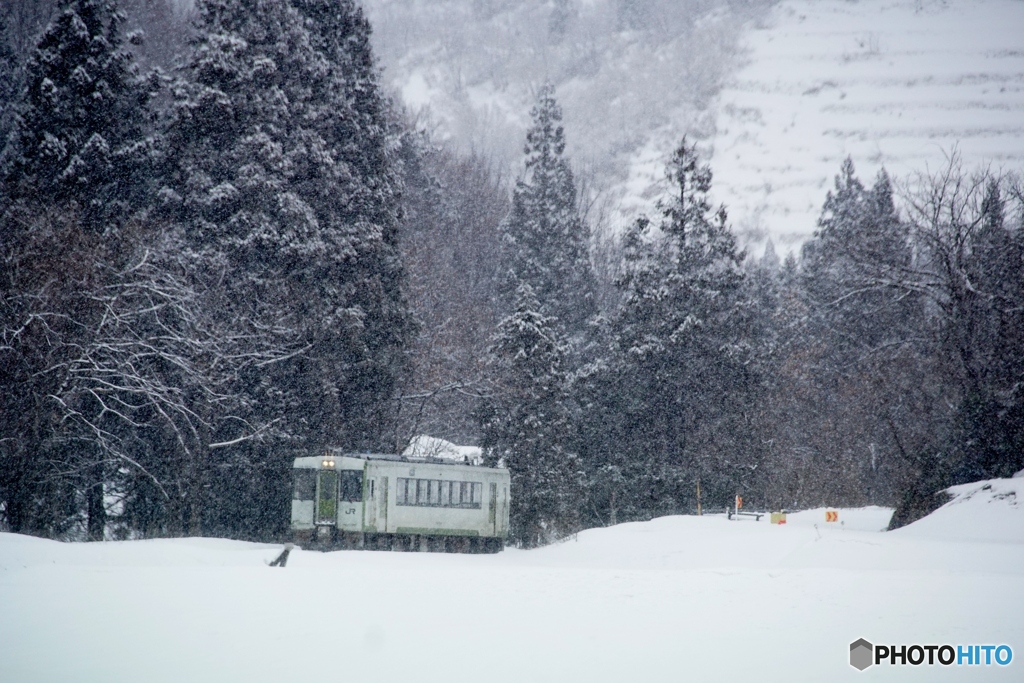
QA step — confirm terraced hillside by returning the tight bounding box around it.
[364,0,1024,253]
[713,0,1024,252]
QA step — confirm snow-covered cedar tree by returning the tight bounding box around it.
[811,161,940,492]
[800,158,919,357]
[3,0,156,232]
[750,160,932,510]
[498,83,597,342]
[481,283,583,547]
[0,0,168,539]
[155,0,412,534]
[593,137,759,515]
[290,0,414,447]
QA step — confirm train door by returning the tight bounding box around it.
[501,484,509,536]
[337,469,364,531]
[366,476,376,531]
[380,477,389,533]
[316,469,338,525]
[489,482,498,536]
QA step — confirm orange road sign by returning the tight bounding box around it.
[736,495,743,509]
[825,510,838,522]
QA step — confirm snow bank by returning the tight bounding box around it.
[0,534,280,571]
[895,476,1024,543]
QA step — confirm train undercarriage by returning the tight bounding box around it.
[294,528,505,553]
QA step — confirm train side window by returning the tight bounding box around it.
[394,477,482,508]
[340,470,363,502]
[293,469,316,500]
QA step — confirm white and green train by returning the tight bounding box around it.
[291,450,510,552]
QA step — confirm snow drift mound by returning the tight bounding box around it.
[402,435,483,464]
[894,477,1024,543]
[0,533,282,571]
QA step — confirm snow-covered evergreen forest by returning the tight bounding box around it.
[2,0,1022,547]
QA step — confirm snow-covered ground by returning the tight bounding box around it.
[1,478,1021,682]
[711,0,1024,252]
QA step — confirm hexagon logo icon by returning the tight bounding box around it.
[850,638,874,671]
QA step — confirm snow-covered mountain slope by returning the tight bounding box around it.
[2,479,1022,682]
[363,0,766,227]
[364,0,1024,254]
[712,0,1024,252]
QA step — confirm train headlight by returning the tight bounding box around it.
[321,459,335,468]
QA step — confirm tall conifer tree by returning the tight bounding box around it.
[481,283,582,547]
[801,160,917,356]
[157,0,411,534]
[499,83,596,340]
[0,0,159,537]
[586,137,756,516]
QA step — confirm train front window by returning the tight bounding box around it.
[340,470,363,502]
[293,469,316,500]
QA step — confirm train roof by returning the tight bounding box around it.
[293,449,498,468]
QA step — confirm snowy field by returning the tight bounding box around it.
[1,477,1021,682]
[711,0,1024,251]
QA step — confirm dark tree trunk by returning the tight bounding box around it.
[86,473,105,542]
